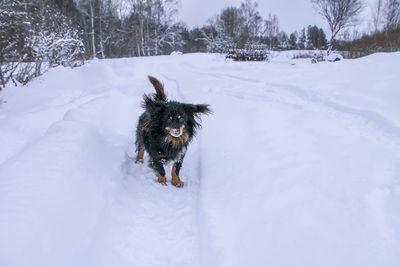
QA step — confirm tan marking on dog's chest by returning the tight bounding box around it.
[164,132,189,146]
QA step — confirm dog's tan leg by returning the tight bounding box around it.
[135,149,144,163]
[171,165,184,188]
[155,172,167,185]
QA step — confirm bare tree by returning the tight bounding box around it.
[240,0,262,39]
[372,0,384,32]
[311,0,363,54]
[263,13,279,49]
[218,6,244,40]
[383,0,400,29]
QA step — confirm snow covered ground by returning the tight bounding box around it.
[0,52,399,267]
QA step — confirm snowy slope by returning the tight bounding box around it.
[0,53,399,267]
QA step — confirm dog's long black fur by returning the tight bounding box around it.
[135,76,211,187]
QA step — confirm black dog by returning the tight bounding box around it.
[135,76,211,187]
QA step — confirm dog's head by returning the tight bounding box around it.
[143,76,211,143]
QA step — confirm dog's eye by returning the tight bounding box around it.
[169,116,173,120]
[177,115,181,119]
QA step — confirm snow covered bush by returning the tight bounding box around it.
[226,49,270,61]
[170,51,183,56]
[326,52,343,62]
[30,1,85,70]
[0,0,85,86]
[311,51,326,63]
[226,44,270,61]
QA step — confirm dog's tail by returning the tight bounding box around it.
[148,76,167,102]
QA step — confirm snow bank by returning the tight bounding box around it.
[0,119,121,267]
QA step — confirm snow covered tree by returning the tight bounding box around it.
[31,1,84,73]
[0,0,84,86]
[151,1,185,55]
[205,30,235,53]
[182,27,208,53]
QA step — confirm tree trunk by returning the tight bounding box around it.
[0,71,4,89]
[140,20,145,56]
[99,16,105,58]
[328,30,336,55]
[0,61,5,88]
[90,2,96,58]
[35,61,42,77]
[327,38,333,55]
[98,1,105,59]
[135,30,141,56]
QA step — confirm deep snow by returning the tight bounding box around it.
[0,53,399,267]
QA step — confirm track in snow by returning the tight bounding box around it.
[91,64,204,267]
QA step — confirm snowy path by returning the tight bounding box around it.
[88,59,204,267]
[0,53,399,267]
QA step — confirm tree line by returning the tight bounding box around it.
[185,1,329,53]
[0,0,186,86]
[1,0,328,87]
[336,27,400,58]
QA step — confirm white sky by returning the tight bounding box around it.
[179,0,375,35]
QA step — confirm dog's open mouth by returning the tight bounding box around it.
[170,130,182,138]
[166,125,185,138]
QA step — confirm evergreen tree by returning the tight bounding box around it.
[298,28,306,49]
[318,28,328,48]
[289,32,298,49]
[306,25,327,49]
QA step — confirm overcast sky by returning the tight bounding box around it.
[179,0,374,34]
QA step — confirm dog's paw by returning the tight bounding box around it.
[171,179,184,188]
[156,174,167,185]
[171,166,184,188]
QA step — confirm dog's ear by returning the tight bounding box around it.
[142,94,165,114]
[193,104,212,115]
[184,104,212,116]
[183,104,211,129]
